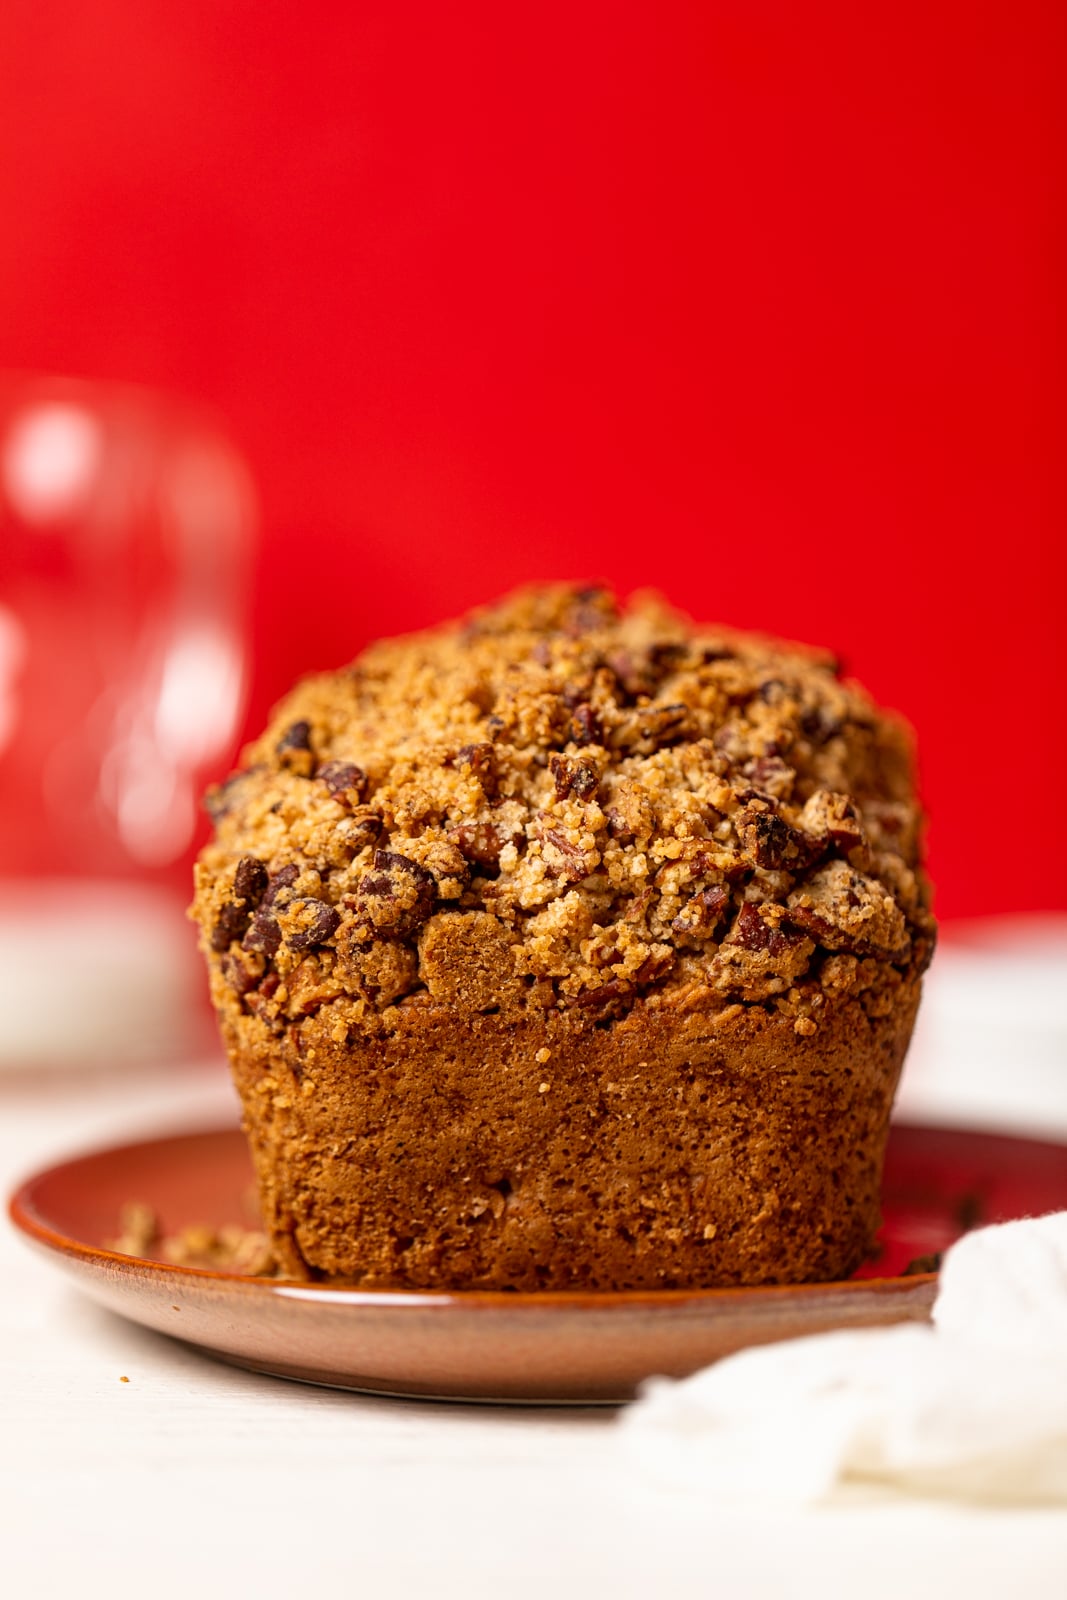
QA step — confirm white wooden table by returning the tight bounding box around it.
[3,919,1066,1600]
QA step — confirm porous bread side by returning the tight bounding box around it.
[221,973,921,1291]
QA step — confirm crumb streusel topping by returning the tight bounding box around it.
[192,585,934,1045]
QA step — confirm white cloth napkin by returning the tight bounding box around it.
[621,1212,1067,1505]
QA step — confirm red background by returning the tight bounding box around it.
[0,3,1063,918]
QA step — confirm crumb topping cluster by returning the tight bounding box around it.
[193,585,934,1044]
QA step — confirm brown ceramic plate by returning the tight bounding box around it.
[10,1122,1067,1403]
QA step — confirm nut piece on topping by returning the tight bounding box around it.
[316,760,368,805]
[349,849,438,940]
[275,719,315,776]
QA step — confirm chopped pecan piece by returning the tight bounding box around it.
[611,702,691,753]
[800,706,844,746]
[448,821,505,868]
[757,677,789,705]
[735,799,822,873]
[647,640,690,672]
[549,754,600,801]
[316,760,368,804]
[687,847,751,886]
[262,864,300,908]
[605,809,633,843]
[797,790,866,857]
[828,816,864,856]
[282,897,342,952]
[572,762,600,800]
[333,807,382,858]
[349,849,438,939]
[787,902,846,952]
[233,856,269,907]
[608,774,655,828]
[536,823,595,884]
[604,778,655,844]
[604,647,657,702]
[568,702,604,745]
[210,900,251,953]
[413,839,471,898]
[738,755,796,801]
[712,722,753,766]
[728,902,805,957]
[209,855,271,950]
[244,970,282,1027]
[277,719,311,753]
[671,885,730,940]
[572,975,634,1016]
[571,948,673,1017]
[276,720,315,775]
[242,909,282,958]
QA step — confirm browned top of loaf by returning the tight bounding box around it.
[192,585,934,1041]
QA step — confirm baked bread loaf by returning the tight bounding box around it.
[192,585,935,1289]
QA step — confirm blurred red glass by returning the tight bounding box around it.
[0,375,255,1066]
[0,375,254,878]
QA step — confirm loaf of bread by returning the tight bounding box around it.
[192,585,934,1289]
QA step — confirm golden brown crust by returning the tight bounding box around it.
[191,584,934,1288]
